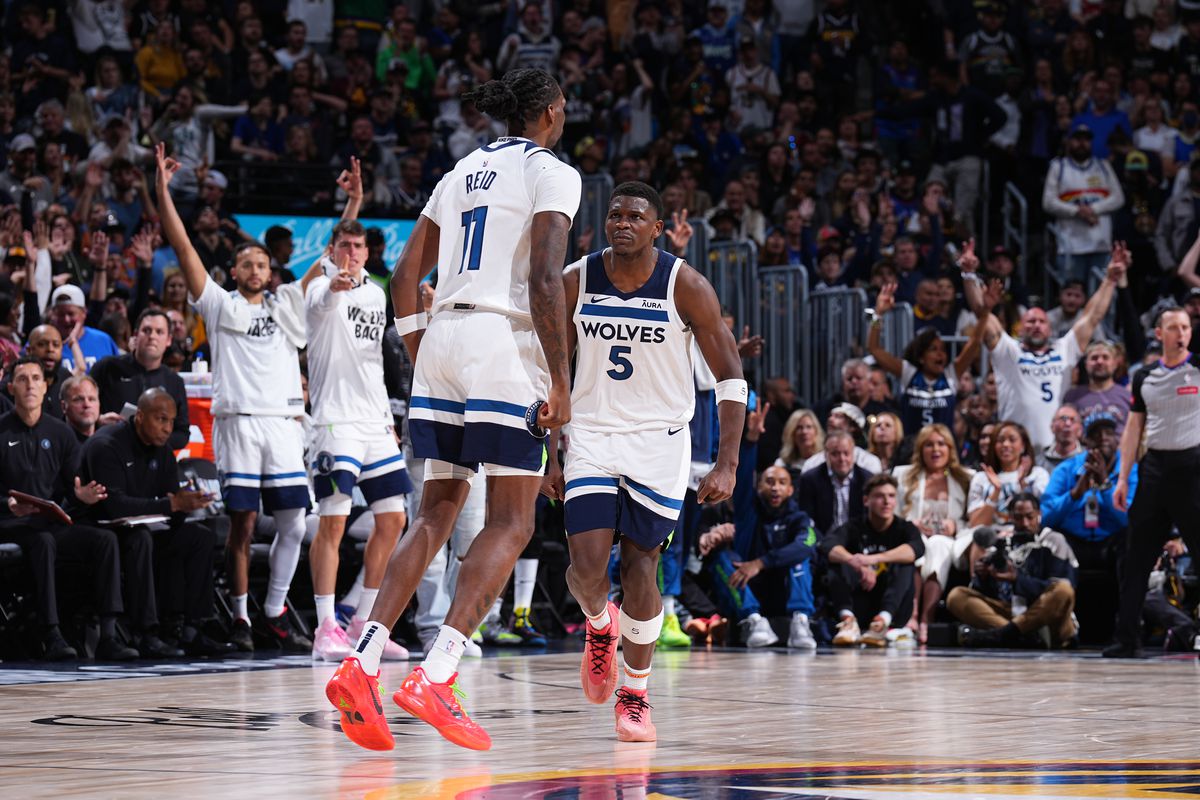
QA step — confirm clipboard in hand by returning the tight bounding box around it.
[7,490,73,525]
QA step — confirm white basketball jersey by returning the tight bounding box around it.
[568,249,695,433]
[421,136,582,322]
[192,278,304,417]
[305,275,391,426]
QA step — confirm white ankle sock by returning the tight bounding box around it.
[353,621,389,675]
[356,588,379,620]
[662,595,677,617]
[340,568,365,608]
[421,625,468,683]
[877,611,893,627]
[623,662,651,691]
[586,605,612,629]
[315,594,337,626]
[484,596,503,625]
[232,593,249,623]
[513,558,537,611]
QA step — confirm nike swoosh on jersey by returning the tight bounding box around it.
[7,441,17,446]
[668,427,683,436]
[588,295,612,304]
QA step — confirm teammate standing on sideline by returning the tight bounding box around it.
[155,143,314,653]
[959,238,1125,452]
[542,182,745,742]
[327,67,579,752]
[1107,307,1200,657]
[305,219,412,662]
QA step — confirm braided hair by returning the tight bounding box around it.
[464,68,562,137]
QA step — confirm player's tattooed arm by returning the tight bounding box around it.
[675,264,744,503]
[529,210,573,429]
[389,214,441,362]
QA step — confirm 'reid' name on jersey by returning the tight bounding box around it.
[465,170,497,193]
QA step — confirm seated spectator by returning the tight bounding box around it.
[755,376,799,470]
[1063,341,1132,433]
[869,281,991,436]
[967,421,1050,526]
[955,392,995,468]
[813,357,892,425]
[866,411,904,471]
[161,270,208,353]
[698,402,818,649]
[1040,412,1135,571]
[231,93,285,162]
[867,364,893,408]
[136,19,186,102]
[704,179,765,246]
[796,430,871,538]
[78,389,234,656]
[0,357,135,660]
[90,309,190,449]
[820,473,924,648]
[801,404,882,474]
[0,135,54,215]
[950,492,1079,649]
[894,423,975,644]
[1037,404,1085,472]
[774,409,824,485]
[59,374,99,442]
[1047,279,1106,340]
[48,285,120,373]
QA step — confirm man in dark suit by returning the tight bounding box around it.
[796,430,870,537]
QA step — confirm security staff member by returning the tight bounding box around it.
[0,356,137,661]
[90,310,190,449]
[78,388,233,656]
[1109,307,1200,658]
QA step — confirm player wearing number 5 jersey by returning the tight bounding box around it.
[326,68,580,753]
[541,182,746,742]
[959,238,1126,452]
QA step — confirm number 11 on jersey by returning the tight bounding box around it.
[458,206,489,273]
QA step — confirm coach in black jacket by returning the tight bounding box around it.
[90,310,190,449]
[796,430,870,537]
[78,388,231,656]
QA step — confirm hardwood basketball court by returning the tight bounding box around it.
[2,647,1198,798]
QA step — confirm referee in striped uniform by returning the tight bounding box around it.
[1108,307,1200,657]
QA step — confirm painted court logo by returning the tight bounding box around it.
[388,761,1200,799]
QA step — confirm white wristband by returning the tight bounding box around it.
[715,378,748,405]
[394,313,428,337]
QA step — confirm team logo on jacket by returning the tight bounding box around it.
[40,439,50,450]
[315,452,336,475]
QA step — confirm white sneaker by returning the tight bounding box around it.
[787,612,817,649]
[463,637,483,658]
[740,613,779,647]
[886,627,916,649]
[346,616,410,661]
[833,616,861,646]
[312,617,352,662]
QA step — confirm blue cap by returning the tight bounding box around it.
[1069,122,1094,138]
[1083,411,1119,435]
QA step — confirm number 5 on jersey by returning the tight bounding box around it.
[607,345,633,380]
[458,206,488,273]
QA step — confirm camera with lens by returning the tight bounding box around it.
[973,525,1010,572]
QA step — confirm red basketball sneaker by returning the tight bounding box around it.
[325,657,394,751]
[581,601,621,704]
[393,667,492,751]
[613,687,656,742]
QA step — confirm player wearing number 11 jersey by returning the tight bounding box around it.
[326,68,580,753]
[541,182,747,742]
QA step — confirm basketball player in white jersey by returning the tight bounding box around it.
[326,68,579,752]
[305,219,412,662]
[540,182,745,742]
[155,143,313,652]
